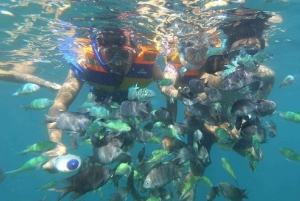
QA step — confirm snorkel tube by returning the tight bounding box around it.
[91,38,113,73]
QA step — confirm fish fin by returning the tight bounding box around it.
[5,170,19,178]
[53,186,73,201]
[70,192,85,201]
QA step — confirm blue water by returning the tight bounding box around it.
[0,0,300,200]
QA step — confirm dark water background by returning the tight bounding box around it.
[0,0,300,200]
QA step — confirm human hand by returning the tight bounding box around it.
[161,85,179,100]
[42,143,67,173]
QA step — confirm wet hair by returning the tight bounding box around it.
[218,8,272,51]
[96,28,135,47]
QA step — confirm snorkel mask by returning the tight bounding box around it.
[179,41,208,70]
[91,29,136,74]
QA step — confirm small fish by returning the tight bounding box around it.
[157,78,174,86]
[101,119,131,134]
[207,187,219,201]
[51,165,112,201]
[255,99,277,117]
[93,143,123,165]
[279,75,294,88]
[120,100,152,119]
[231,98,258,117]
[45,111,92,135]
[206,87,222,103]
[220,70,260,91]
[0,166,6,183]
[252,134,261,161]
[147,149,170,164]
[115,162,132,176]
[221,158,238,185]
[217,182,248,201]
[109,187,130,201]
[203,55,229,75]
[180,176,199,200]
[6,156,49,177]
[85,106,110,119]
[151,107,174,126]
[128,84,156,101]
[200,176,213,187]
[143,159,183,189]
[0,10,14,16]
[266,121,277,138]
[17,141,57,155]
[279,111,300,124]
[279,148,300,162]
[23,98,54,111]
[137,147,146,164]
[188,78,206,94]
[12,83,40,96]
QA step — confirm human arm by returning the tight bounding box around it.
[43,70,83,172]
[255,64,275,99]
[152,63,164,81]
[0,69,61,91]
[160,61,180,99]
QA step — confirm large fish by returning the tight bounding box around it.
[6,156,49,177]
[17,141,57,155]
[220,69,260,91]
[128,84,156,101]
[217,182,248,201]
[45,111,92,135]
[51,165,112,201]
[143,159,183,189]
[93,143,123,165]
[279,111,300,124]
[12,83,40,96]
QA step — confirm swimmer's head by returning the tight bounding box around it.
[178,37,209,70]
[227,37,264,59]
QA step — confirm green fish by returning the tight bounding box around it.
[146,196,161,201]
[79,101,96,109]
[200,176,213,187]
[115,163,132,176]
[157,78,174,86]
[153,121,165,128]
[6,155,49,177]
[147,149,170,163]
[17,141,57,155]
[37,181,57,191]
[180,176,199,200]
[279,111,300,124]
[162,127,182,140]
[147,136,161,144]
[83,120,103,138]
[221,158,238,185]
[279,148,300,162]
[102,119,131,133]
[215,128,231,144]
[252,134,260,160]
[23,98,54,111]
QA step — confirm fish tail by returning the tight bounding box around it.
[50,187,72,201]
[15,150,27,156]
[12,92,19,96]
[5,170,18,178]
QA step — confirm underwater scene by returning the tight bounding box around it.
[0,0,300,200]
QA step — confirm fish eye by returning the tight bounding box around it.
[145,181,150,186]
